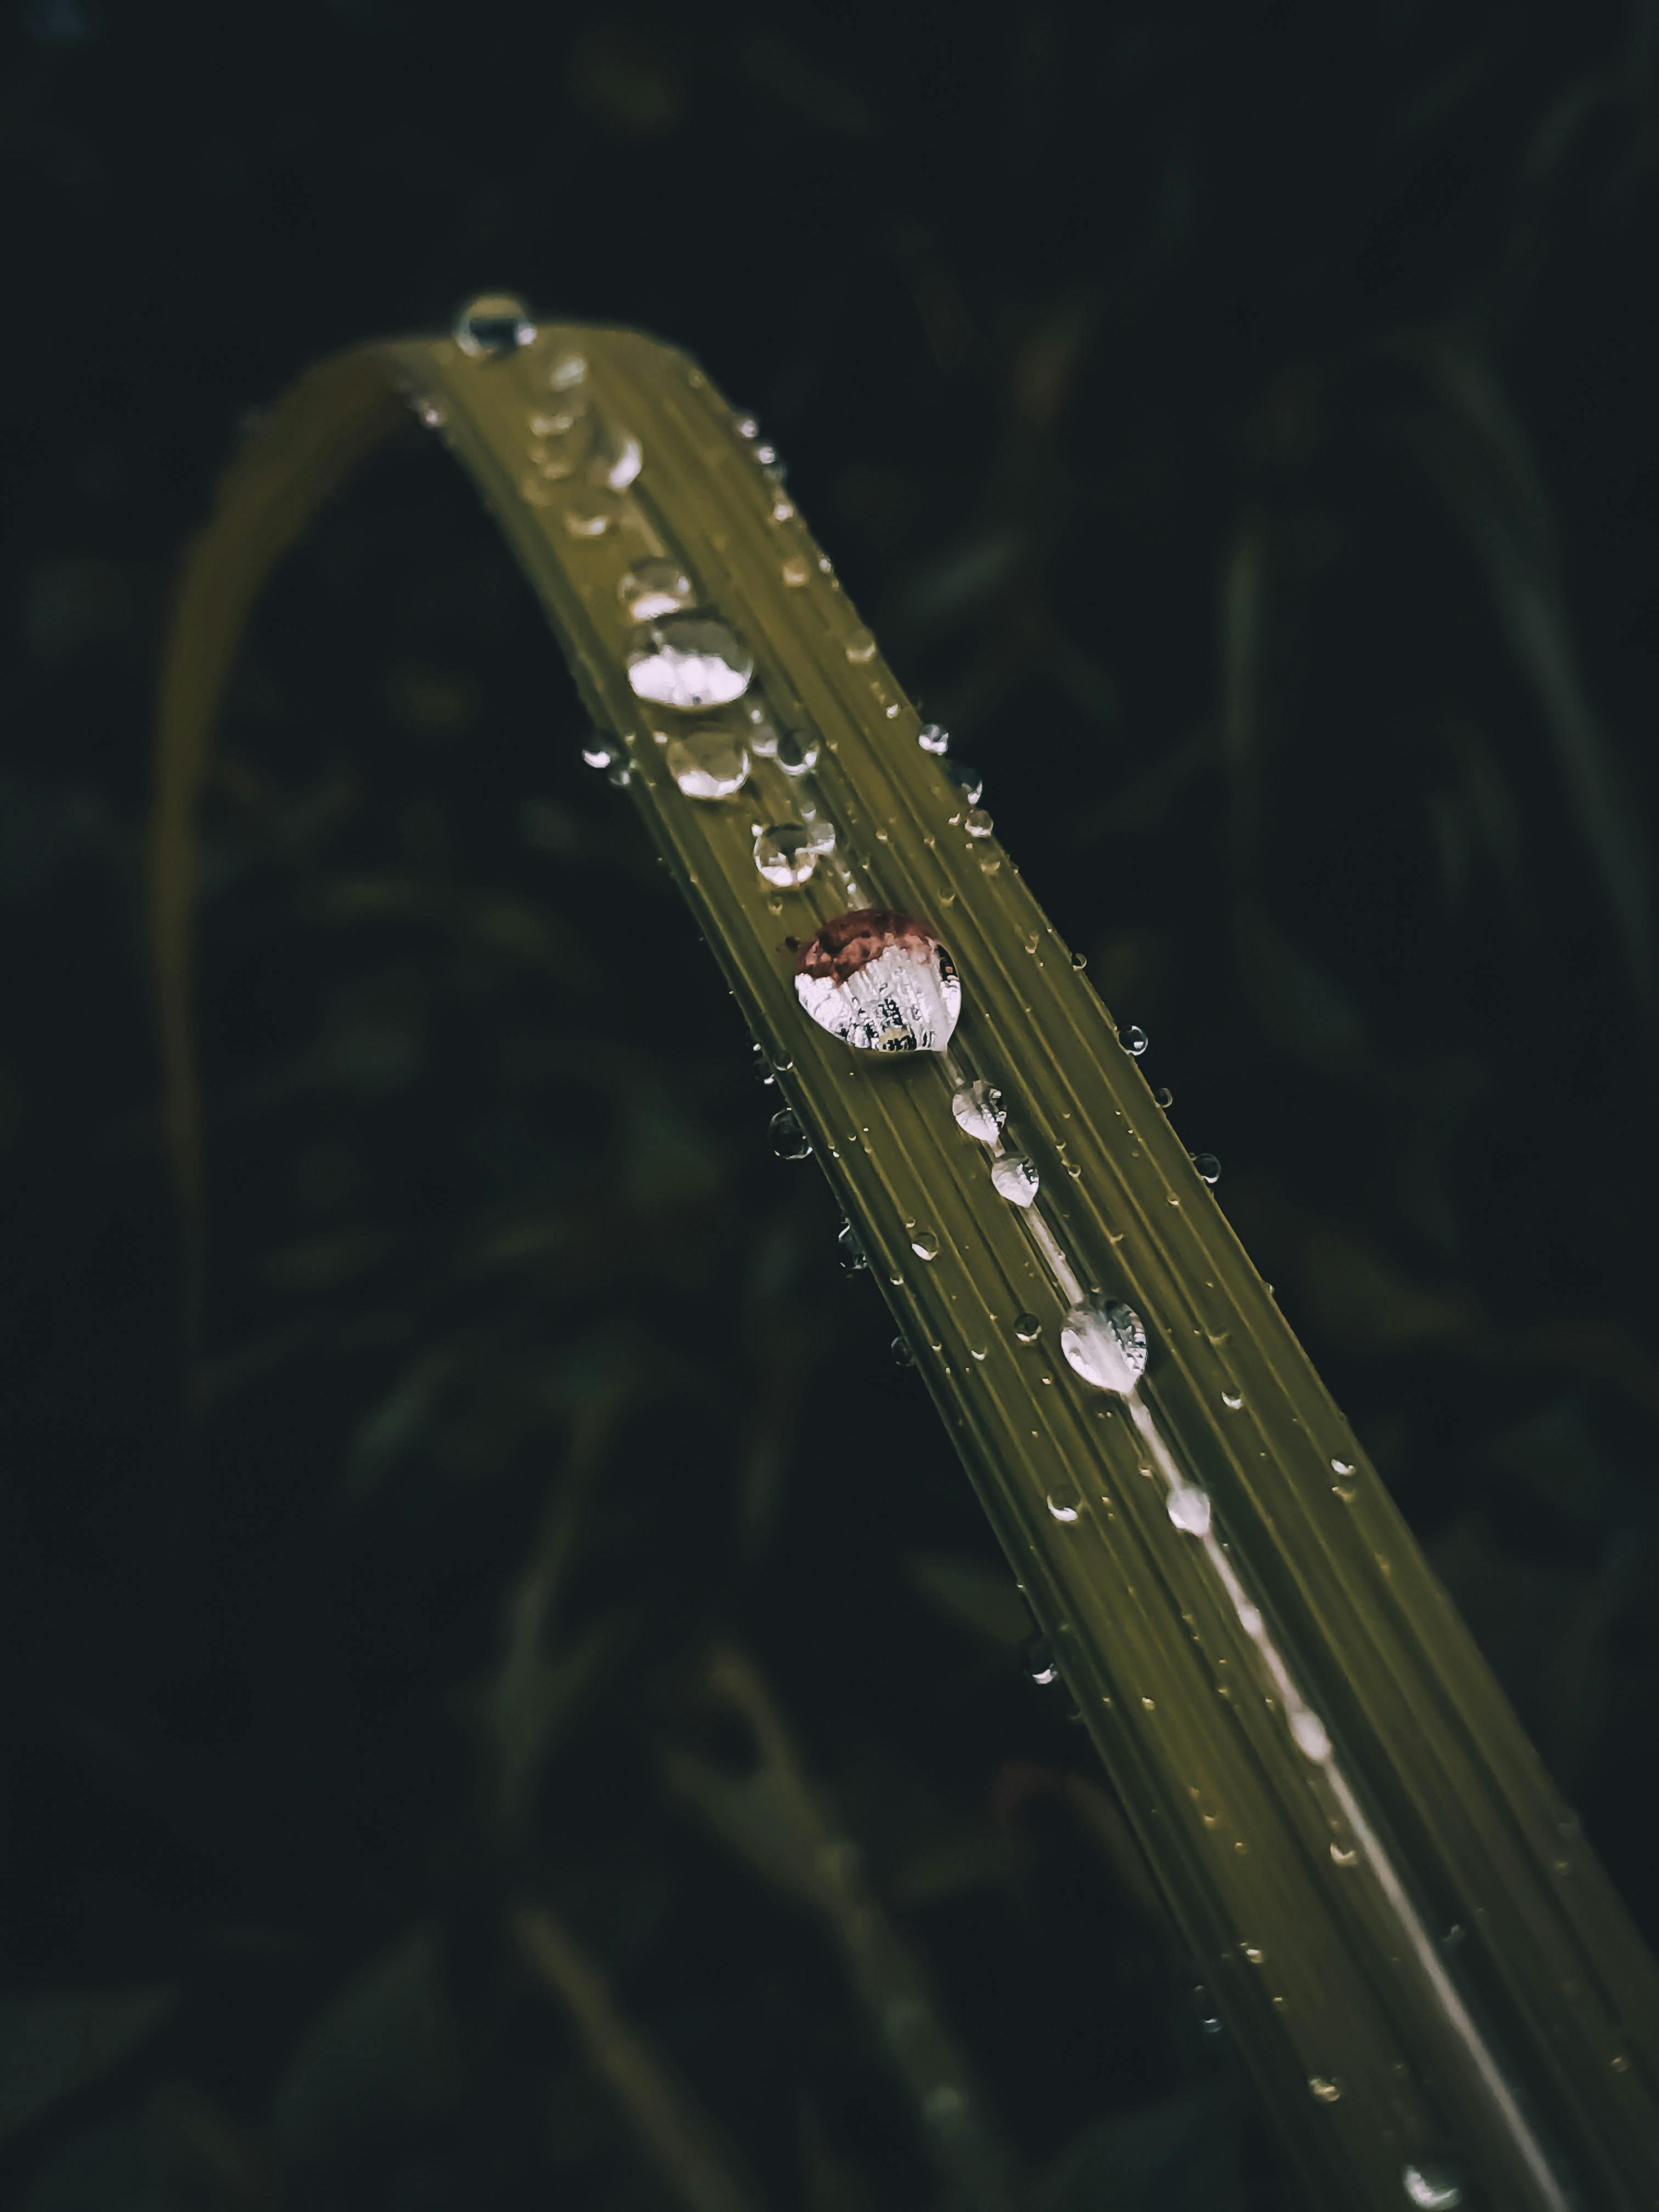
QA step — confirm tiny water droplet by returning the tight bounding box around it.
[836,1221,868,1273]
[918,723,950,754]
[951,1080,1006,1142]
[581,735,618,770]
[1013,1312,1042,1343]
[1021,1634,1058,1685]
[1190,1152,1221,1184]
[1153,1087,1174,1108]
[1308,2076,1342,2105]
[548,351,586,390]
[1221,1389,1244,1411]
[911,1227,940,1260]
[844,627,877,662]
[777,728,820,775]
[891,1335,915,1367]
[769,1109,811,1161]
[753,441,778,466]
[620,560,695,620]
[1243,1945,1265,1965]
[1331,1459,1355,1476]
[1612,2052,1632,2074]
[1330,1841,1358,1867]
[606,763,632,788]
[944,760,984,806]
[1167,1486,1212,1537]
[665,731,749,800]
[564,495,621,537]
[627,616,753,709]
[771,496,795,521]
[754,823,816,888]
[781,555,810,586]
[1060,1301,1148,1394]
[1120,1024,1148,1056]
[965,806,994,839]
[1402,2163,1465,2209]
[1070,950,1087,970]
[991,1155,1040,1207]
[453,291,535,357]
[1047,1489,1082,1522]
[733,411,759,438]
[794,910,962,1054]
[1141,1695,1156,1711]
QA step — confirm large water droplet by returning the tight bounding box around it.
[1190,1152,1221,1184]
[793,910,962,1054]
[454,292,536,357]
[1308,2076,1342,2105]
[777,728,820,775]
[1013,1312,1042,1343]
[1120,1024,1148,1055]
[627,616,753,709]
[945,760,984,806]
[965,807,994,840]
[991,1155,1040,1207]
[1022,1634,1057,1684]
[836,1221,868,1274]
[844,627,877,662]
[951,1079,1006,1143]
[910,1228,940,1260]
[1060,1301,1148,1393]
[665,731,749,799]
[754,822,816,888]
[620,560,695,621]
[918,723,950,754]
[769,1109,812,1160]
[1167,1486,1212,1537]
[1402,2164,1465,2209]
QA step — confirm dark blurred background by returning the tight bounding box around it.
[4,1,1659,2205]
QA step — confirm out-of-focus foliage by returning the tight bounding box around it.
[3,2,1658,2208]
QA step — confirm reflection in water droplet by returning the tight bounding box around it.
[1221,1389,1244,1410]
[979,854,1001,876]
[836,1221,867,1274]
[991,1155,1040,1206]
[627,616,753,709]
[1153,1087,1174,1109]
[1060,1301,1148,1393]
[1167,1486,1212,1537]
[965,806,994,839]
[1047,1489,1081,1522]
[1121,1024,1149,1055]
[1190,1152,1221,1184]
[911,1228,940,1260]
[844,627,877,662]
[665,731,749,799]
[951,1080,1006,1142]
[891,1336,915,1368]
[454,292,536,357]
[1308,2076,1342,2104]
[1014,1312,1042,1343]
[620,560,695,620]
[945,760,984,806]
[1292,1710,1333,1762]
[781,556,810,587]
[1402,2163,1465,2209]
[769,1110,812,1160]
[754,823,816,887]
[794,910,962,1053]
[918,723,949,754]
[777,728,820,775]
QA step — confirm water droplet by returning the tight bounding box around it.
[753,441,778,466]
[1331,1459,1355,1477]
[665,731,749,799]
[979,853,1001,876]
[548,351,586,390]
[781,555,810,587]
[951,1080,1006,1142]
[1070,950,1087,970]
[1402,2163,1465,2209]
[1190,1152,1221,1184]
[1167,1486,1212,1537]
[413,394,447,428]
[1308,2076,1342,2105]
[528,393,588,439]
[890,1335,915,1368]
[777,728,820,775]
[803,819,837,854]
[1013,1312,1042,1344]
[844,627,877,662]
[580,734,618,770]
[769,1109,812,1161]
[589,421,641,489]
[620,560,695,621]
[564,495,621,538]
[1242,1945,1265,1965]
[453,292,536,358]
[1120,1024,1148,1056]
[771,497,795,522]
[751,1042,775,1086]
[1612,2052,1632,2073]
[627,616,753,709]
[990,1155,1040,1207]
[1291,1709,1333,1762]
[918,723,949,754]
[1221,1389,1244,1411]
[1141,1695,1156,1711]
[1060,1300,1148,1394]
[1021,1634,1057,1684]
[1153,1087,1174,1109]
[836,1221,868,1274]
[965,806,994,839]
[606,763,633,788]
[944,760,984,806]
[1047,1489,1081,1522]
[910,1228,940,1260]
[793,910,962,1054]
[733,411,759,439]
[1330,1841,1358,1867]
[754,822,817,888]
